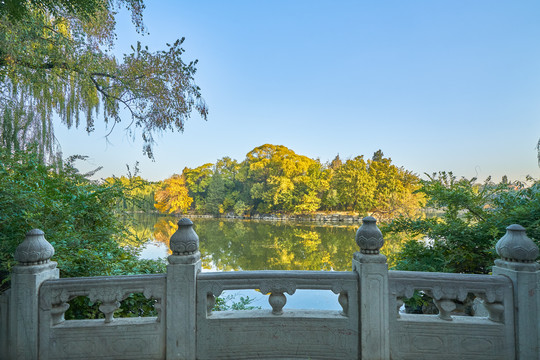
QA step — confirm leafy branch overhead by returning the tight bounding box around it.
[0,0,207,161]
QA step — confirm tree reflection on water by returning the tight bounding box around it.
[140,216,405,271]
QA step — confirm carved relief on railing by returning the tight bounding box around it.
[203,281,224,315]
[40,274,166,325]
[206,293,216,315]
[330,282,351,316]
[337,292,349,316]
[389,271,511,322]
[199,271,357,317]
[44,288,71,325]
[260,280,296,315]
[430,296,456,321]
[475,293,505,323]
[87,287,124,323]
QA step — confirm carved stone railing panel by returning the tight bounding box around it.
[389,271,512,322]
[40,274,166,324]
[388,270,516,360]
[196,270,359,360]
[38,274,167,360]
[198,270,358,316]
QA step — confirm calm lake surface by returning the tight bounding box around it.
[136,215,402,310]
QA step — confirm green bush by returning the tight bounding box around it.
[384,172,540,274]
[0,148,165,305]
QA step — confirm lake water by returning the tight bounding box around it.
[135,215,402,310]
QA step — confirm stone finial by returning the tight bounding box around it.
[13,229,55,265]
[169,218,199,256]
[496,224,539,263]
[355,216,384,254]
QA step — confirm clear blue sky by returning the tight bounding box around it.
[55,0,540,182]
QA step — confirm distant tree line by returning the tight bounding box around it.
[153,144,426,220]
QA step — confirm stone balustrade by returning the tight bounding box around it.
[388,271,515,359]
[197,270,359,359]
[38,274,166,359]
[0,218,539,360]
[199,270,357,315]
[390,270,513,321]
[40,274,166,324]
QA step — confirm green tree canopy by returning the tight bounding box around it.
[204,157,242,215]
[0,0,207,161]
[244,144,327,214]
[182,163,214,212]
[0,147,164,292]
[537,138,540,166]
[385,172,540,274]
[332,155,376,214]
[367,152,424,221]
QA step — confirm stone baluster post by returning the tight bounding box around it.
[492,224,540,360]
[353,216,390,360]
[8,229,59,360]
[166,218,201,360]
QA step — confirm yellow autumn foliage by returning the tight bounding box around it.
[154,174,193,214]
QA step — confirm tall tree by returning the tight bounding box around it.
[154,174,192,214]
[183,163,213,212]
[371,149,384,162]
[368,151,424,220]
[0,0,207,161]
[212,157,242,214]
[205,172,226,215]
[332,156,376,214]
[244,144,326,214]
[329,154,342,170]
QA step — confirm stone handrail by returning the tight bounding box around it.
[37,274,167,359]
[388,270,516,359]
[196,270,360,359]
[40,274,166,324]
[199,270,357,315]
[389,270,513,321]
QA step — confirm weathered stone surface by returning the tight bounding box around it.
[388,271,515,359]
[38,274,166,359]
[14,229,54,265]
[166,218,201,360]
[355,216,384,254]
[169,218,199,255]
[493,226,539,360]
[9,260,58,359]
[496,224,539,263]
[196,271,359,359]
[0,290,10,360]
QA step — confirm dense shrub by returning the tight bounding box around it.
[0,149,165,295]
[384,172,540,274]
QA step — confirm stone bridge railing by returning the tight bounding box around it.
[1,218,539,360]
